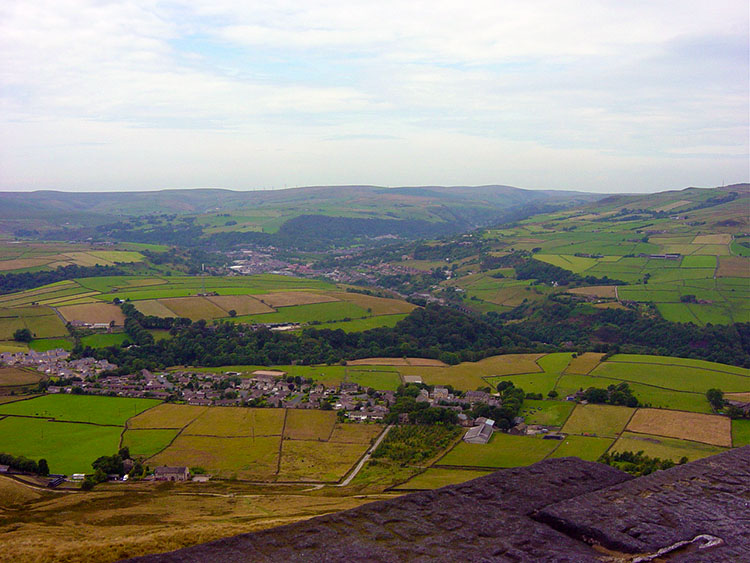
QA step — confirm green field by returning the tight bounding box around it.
[0,395,160,426]
[80,333,129,348]
[607,354,750,375]
[0,416,122,475]
[520,399,575,427]
[121,429,179,458]
[611,432,728,462]
[438,433,559,468]
[29,338,73,352]
[561,404,634,437]
[732,419,750,447]
[548,435,614,461]
[590,361,750,394]
[486,372,560,396]
[232,301,369,325]
[347,369,402,391]
[312,314,408,332]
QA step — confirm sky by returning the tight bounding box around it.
[1,1,748,193]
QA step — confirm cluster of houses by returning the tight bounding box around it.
[0,349,116,381]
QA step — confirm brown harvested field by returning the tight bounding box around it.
[692,234,732,245]
[626,408,731,447]
[158,297,228,321]
[593,302,627,310]
[133,300,178,318]
[57,303,126,325]
[717,256,749,278]
[254,292,339,307]
[0,367,42,387]
[278,440,368,482]
[329,423,382,443]
[725,392,750,401]
[564,352,605,375]
[127,403,208,429]
[206,295,274,315]
[0,282,77,303]
[149,434,281,480]
[654,200,691,212]
[184,407,285,437]
[567,286,617,299]
[0,257,55,271]
[399,354,543,391]
[347,357,447,367]
[283,409,336,441]
[334,292,417,315]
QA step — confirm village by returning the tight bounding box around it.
[0,349,526,433]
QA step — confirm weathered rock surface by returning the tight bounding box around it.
[122,447,750,562]
[123,458,631,562]
[536,446,750,561]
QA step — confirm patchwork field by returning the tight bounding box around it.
[561,404,634,438]
[58,303,126,325]
[121,429,180,458]
[625,409,731,447]
[255,291,339,307]
[520,400,575,427]
[438,433,559,468]
[0,394,160,426]
[0,367,43,387]
[564,352,604,375]
[143,406,382,482]
[206,294,274,315]
[548,436,614,461]
[611,432,727,462]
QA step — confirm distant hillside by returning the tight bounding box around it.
[0,184,602,245]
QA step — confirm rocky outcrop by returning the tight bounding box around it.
[123,447,750,562]
[535,446,750,561]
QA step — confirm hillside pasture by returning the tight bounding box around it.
[607,354,750,375]
[0,367,42,387]
[29,338,73,352]
[692,234,732,245]
[626,409,731,447]
[255,292,339,308]
[347,369,402,391]
[278,440,368,481]
[57,303,126,325]
[486,372,559,396]
[282,409,336,441]
[328,423,382,444]
[183,407,285,437]
[0,416,122,475]
[149,434,281,480]
[439,433,558,468]
[564,352,604,375]
[157,297,228,321]
[206,295,274,315]
[0,394,159,426]
[548,436,614,461]
[566,286,617,299]
[590,361,750,394]
[121,429,179,458]
[234,301,369,325]
[520,399,575,427]
[127,403,207,429]
[561,404,634,437]
[133,300,179,318]
[80,333,129,348]
[717,256,749,277]
[334,292,417,315]
[347,357,447,367]
[611,432,727,462]
[399,354,544,392]
[313,314,408,332]
[22,312,67,338]
[732,420,750,447]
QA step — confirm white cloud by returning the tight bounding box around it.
[0,0,747,192]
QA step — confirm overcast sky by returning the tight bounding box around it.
[1,1,747,193]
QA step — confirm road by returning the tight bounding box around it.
[337,424,393,487]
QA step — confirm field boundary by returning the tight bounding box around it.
[604,360,750,378]
[141,408,207,462]
[276,409,289,475]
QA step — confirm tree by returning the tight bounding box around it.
[12,328,32,342]
[706,388,724,411]
[38,458,49,476]
[228,309,237,318]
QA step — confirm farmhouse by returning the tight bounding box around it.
[154,466,191,481]
[463,418,494,444]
